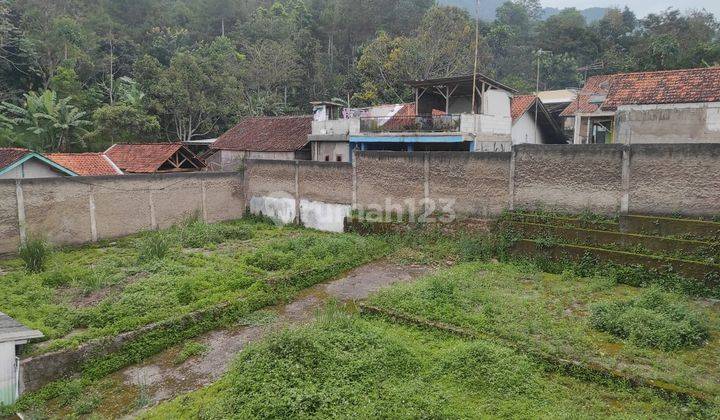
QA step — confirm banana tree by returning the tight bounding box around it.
[1,90,91,152]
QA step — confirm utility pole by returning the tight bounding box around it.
[534,49,547,144]
[471,0,481,114]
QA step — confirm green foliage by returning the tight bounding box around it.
[589,287,710,350]
[2,0,720,148]
[137,232,171,261]
[19,235,51,273]
[174,216,252,248]
[174,341,209,364]
[457,229,518,262]
[367,262,720,398]
[1,90,91,152]
[143,311,696,419]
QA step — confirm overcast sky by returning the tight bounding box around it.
[542,1,719,17]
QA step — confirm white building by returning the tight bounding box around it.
[0,148,77,179]
[0,312,42,406]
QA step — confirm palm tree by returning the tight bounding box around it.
[2,90,91,152]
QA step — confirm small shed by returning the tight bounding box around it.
[0,312,42,406]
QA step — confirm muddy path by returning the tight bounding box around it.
[78,260,431,419]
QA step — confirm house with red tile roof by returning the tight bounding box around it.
[104,143,205,173]
[46,153,123,176]
[510,95,565,145]
[561,67,720,144]
[207,116,312,171]
[0,148,77,179]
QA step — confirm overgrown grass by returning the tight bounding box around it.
[142,309,699,419]
[18,234,51,273]
[0,218,388,353]
[590,286,710,350]
[367,262,720,397]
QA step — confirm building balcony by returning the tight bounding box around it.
[359,114,461,133]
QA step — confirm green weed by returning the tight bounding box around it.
[19,235,51,273]
[174,341,208,365]
[589,286,710,351]
[137,232,171,261]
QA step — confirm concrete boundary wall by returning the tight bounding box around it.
[513,144,625,214]
[1,143,719,252]
[0,172,245,254]
[244,160,353,232]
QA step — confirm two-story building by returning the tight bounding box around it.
[308,73,564,161]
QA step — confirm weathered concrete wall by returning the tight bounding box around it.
[513,144,624,214]
[628,144,720,216]
[428,152,510,217]
[616,103,720,144]
[0,182,19,257]
[244,160,352,230]
[0,173,245,254]
[355,152,425,214]
[298,162,352,204]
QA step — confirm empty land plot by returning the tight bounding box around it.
[0,218,388,354]
[142,309,703,419]
[367,262,720,399]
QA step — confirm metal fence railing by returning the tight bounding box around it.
[360,114,461,133]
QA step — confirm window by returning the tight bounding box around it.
[324,155,330,161]
[336,155,342,162]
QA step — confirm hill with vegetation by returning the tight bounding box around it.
[1,0,718,153]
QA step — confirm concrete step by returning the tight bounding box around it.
[508,221,719,263]
[511,239,720,286]
[622,215,720,241]
[505,212,620,232]
[506,212,720,241]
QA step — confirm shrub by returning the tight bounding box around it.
[176,279,196,305]
[176,219,252,248]
[19,235,51,273]
[137,232,171,261]
[457,230,518,262]
[589,287,710,351]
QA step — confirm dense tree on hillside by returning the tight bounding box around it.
[0,0,718,152]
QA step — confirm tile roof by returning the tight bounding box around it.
[560,67,720,116]
[105,143,204,173]
[0,147,31,171]
[511,95,538,122]
[601,67,720,110]
[559,75,612,117]
[212,116,312,152]
[47,153,122,176]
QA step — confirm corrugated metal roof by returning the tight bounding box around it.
[0,312,43,344]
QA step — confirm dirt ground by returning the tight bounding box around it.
[86,260,431,418]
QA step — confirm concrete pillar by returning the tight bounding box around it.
[15,180,26,244]
[620,145,631,217]
[200,179,208,222]
[352,149,358,211]
[508,145,517,211]
[294,161,300,225]
[573,116,582,144]
[89,189,98,242]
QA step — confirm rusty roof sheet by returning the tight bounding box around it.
[212,116,312,152]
